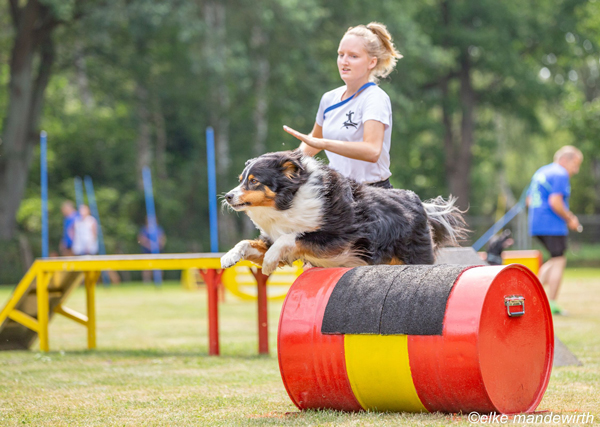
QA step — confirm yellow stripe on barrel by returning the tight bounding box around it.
[344,334,427,412]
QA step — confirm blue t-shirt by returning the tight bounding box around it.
[528,163,570,236]
[61,212,79,249]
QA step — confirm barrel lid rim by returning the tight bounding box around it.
[478,263,555,414]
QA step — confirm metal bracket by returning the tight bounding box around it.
[504,295,525,317]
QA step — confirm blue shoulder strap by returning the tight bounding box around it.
[323,82,376,120]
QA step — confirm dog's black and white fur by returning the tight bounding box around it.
[221,150,467,275]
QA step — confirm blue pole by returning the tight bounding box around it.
[84,176,110,284]
[74,176,84,209]
[40,131,48,258]
[471,203,524,251]
[206,127,219,252]
[471,184,531,252]
[142,166,161,285]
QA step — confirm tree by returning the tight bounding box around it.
[412,0,580,210]
[0,0,84,240]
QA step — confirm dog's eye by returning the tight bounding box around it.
[249,178,258,185]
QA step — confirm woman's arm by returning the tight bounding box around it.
[286,120,385,163]
[298,123,324,157]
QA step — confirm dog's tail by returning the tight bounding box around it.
[423,196,469,247]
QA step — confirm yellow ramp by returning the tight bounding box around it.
[0,268,84,350]
[0,253,255,352]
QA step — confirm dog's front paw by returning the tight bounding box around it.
[221,249,243,269]
[261,252,279,276]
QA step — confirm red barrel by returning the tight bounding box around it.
[278,264,554,414]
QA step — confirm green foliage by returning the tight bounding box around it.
[2,0,600,283]
[40,0,77,21]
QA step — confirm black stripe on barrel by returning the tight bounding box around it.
[321,265,469,335]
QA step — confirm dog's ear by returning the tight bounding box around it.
[280,154,304,179]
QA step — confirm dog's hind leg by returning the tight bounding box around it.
[403,239,435,265]
[221,239,270,269]
[389,257,405,265]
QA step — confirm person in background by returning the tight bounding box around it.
[72,204,99,256]
[59,201,78,256]
[528,145,583,315]
[138,218,166,282]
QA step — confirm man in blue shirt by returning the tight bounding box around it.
[528,146,583,315]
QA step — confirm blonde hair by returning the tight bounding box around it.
[343,22,403,82]
[554,145,583,163]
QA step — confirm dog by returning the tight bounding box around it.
[221,150,468,275]
[485,229,514,265]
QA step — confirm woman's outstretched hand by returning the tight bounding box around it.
[283,125,326,150]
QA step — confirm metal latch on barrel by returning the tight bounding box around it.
[504,296,525,317]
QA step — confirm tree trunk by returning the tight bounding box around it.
[74,40,94,110]
[441,76,456,194]
[494,114,516,207]
[18,233,34,268]
[455,54,475,209]
[0,0,56,241]
[439,0,473,209]
[443,54,475,211]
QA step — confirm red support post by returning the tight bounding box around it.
[200,269,223,356]
[251,268,269,355]
[218,279,225,303]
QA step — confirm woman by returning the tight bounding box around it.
[284,22,402,188]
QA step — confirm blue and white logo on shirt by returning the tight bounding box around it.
[342,111,359,129]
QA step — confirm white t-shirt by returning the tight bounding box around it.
[316,85,392,184]
[72,215,99,256]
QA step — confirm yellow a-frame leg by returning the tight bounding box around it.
[36,271,51,352]
[85,272,100,349]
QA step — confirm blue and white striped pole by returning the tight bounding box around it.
[206,127,219,252]
[40,131,48,258]
[142,166,161,285]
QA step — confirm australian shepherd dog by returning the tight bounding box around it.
[221,150,467,275]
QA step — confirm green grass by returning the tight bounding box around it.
[0,270,599,426]
[566,244,600,268]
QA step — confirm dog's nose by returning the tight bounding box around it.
[225,192,234,203]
